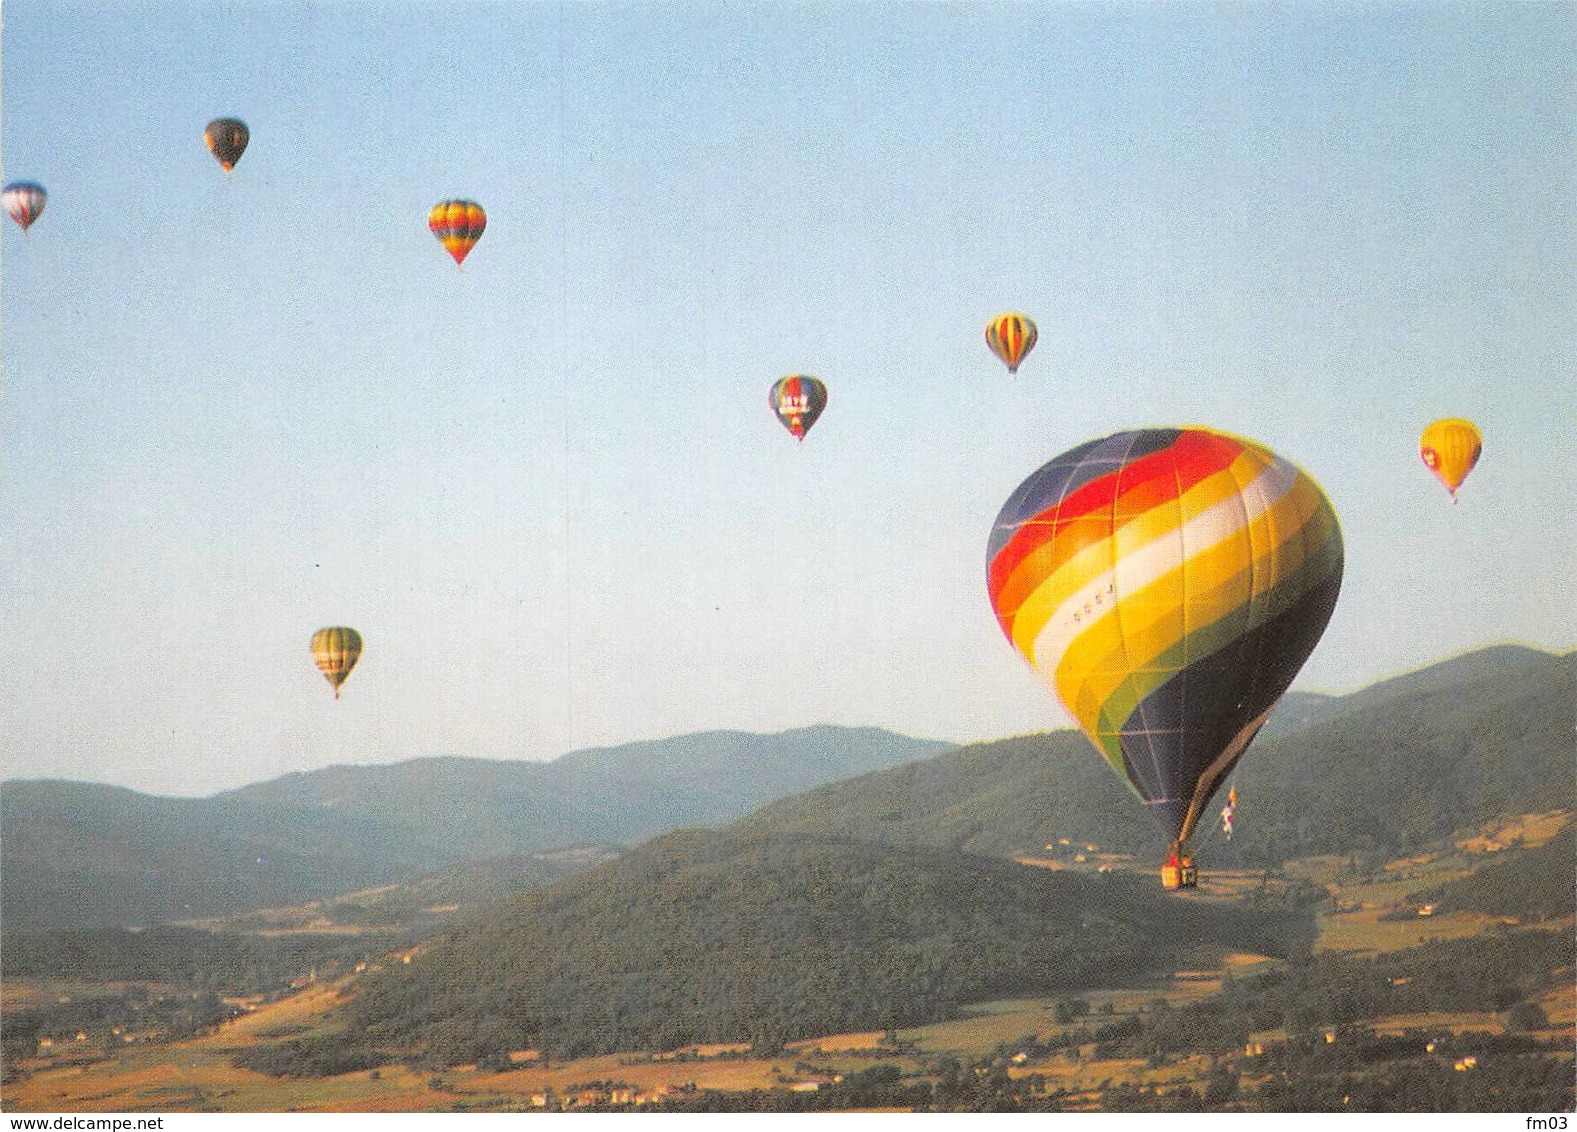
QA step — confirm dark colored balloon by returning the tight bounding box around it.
[205,118,250,173]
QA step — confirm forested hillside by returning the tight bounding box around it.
[737,731,1169,858]
[1232,648,1575,861]
[343,830,1313,1065]
[1412,825,1576,920]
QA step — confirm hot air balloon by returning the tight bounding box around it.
[3,182,47,234]
[987,428,1343,889]
[986,313,1037,375]
[1420,419,1481,503]
[204,118,250,173]
[770,375,827,441]
[311,627,362,700]
[429,200,487,266]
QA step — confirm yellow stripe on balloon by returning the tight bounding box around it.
[1048,466,1329,735]
[1089,516,1343,751]
[1008,447,1286,665]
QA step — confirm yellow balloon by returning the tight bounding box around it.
[311,627,362,699]
[1420,419,1482,502]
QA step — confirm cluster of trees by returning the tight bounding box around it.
[1251,1052,1575,1112]
[2,925,391,991]
[231,1032,389,1078]
[644,1063,1055,1114]
[1054,927,1573,1066]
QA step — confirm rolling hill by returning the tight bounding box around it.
[343,828,1312,1064]
[1,726,950,932]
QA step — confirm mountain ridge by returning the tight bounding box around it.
[1,726,951,932]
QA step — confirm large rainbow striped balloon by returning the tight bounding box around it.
[987,428,1343,845]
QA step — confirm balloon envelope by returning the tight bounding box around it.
[770,375,827,440]
[3,182,46,233]
[987,427,1343,843]
[1420,418,1482,501]
[204,118,250,172]
[986,313,1037,374]
[311,626,363,699]
[429,200,487,266]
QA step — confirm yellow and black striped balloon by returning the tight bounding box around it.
[986,313,1037,375]
[311,627,362,699]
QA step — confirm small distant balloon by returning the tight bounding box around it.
[204,118,250,173]
[986,313,1037,375]
[3,182,46,234]
[770,375,827,441]
[1420,418,1482,503]
[311,627,362,700]
[429,200,487,266]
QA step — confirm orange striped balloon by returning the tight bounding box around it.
[429,200,487,267]
[986,313,1037,375]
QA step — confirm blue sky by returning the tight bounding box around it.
[3,2,1573,795]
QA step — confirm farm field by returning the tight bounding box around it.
[5,968,1242,1112]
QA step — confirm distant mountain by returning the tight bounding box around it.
[741,646,1576,866]
[0,781,438,934]
[329,644,1574,1068]
[7,646,1568,936]
[344,829,1311,1064]
[223,726,952,857]
[1,727,950,932]
[1315,642,1559,718]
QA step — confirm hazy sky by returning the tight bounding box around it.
[3,2,1573,796]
